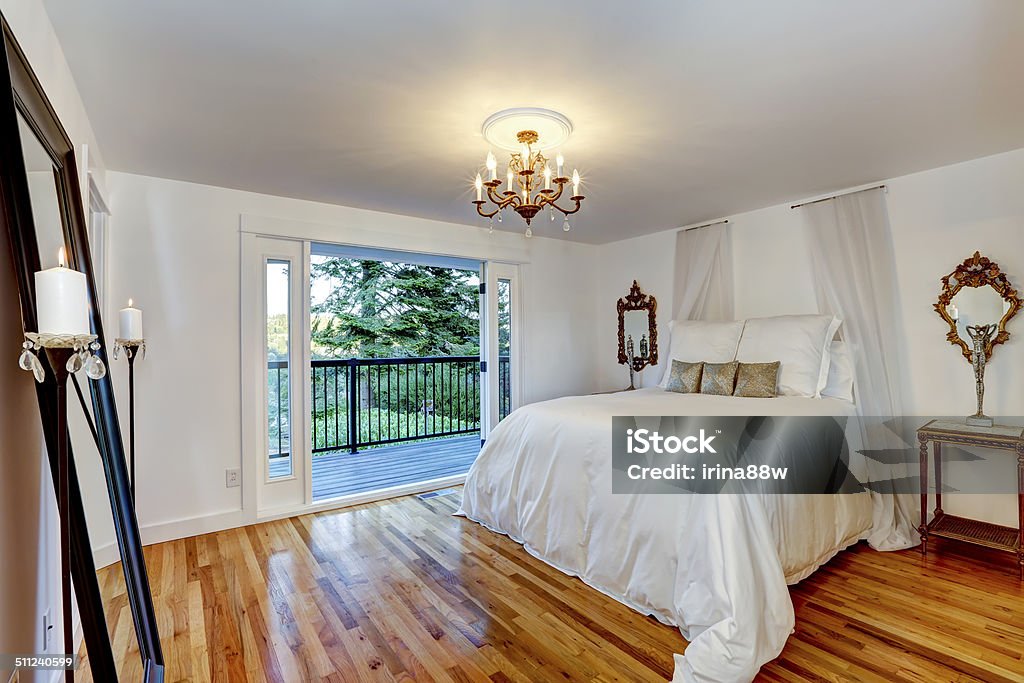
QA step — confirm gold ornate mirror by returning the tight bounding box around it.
[934,251,1021,362]
[617,280,658,372]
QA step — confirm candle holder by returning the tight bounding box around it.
[17,332,106,683]
[114,338,145,503]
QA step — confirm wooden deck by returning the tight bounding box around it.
[269,434,480,501]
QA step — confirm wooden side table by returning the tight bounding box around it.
[917,419,1024,579]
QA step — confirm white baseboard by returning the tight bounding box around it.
[91,475,466,568]
[92,507,250,568]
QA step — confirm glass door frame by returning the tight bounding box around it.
[481,261,522,440]
[241,234,308,516]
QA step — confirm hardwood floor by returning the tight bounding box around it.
[80,491,1024,682]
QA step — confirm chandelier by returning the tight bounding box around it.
[470,108,585,237]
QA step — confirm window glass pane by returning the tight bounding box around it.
[267,259,292,478]
[498,278,512,421]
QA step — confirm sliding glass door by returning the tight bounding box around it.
[243,236,524,514]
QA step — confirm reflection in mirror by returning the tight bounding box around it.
[949,285,1010,347]
[18,114,63,268]
[623,310,650,361]
[17,111,117,678]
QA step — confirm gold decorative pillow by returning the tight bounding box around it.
[664,360,703,394]
[700,361,739,396]
[734,361,781,398]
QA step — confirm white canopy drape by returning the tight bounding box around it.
[672,223,734,321]
[800,188,917,550]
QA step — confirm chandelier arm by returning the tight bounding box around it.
[485,183,509,205]
[543,182,565,203]
[546,197,584,216]
[536,181,566,209]
[473,202,501,219]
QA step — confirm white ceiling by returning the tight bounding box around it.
[42,0,1024,244]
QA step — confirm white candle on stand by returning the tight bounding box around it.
[119,299,144,339]
[35,247,90,335]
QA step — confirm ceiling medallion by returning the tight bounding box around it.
[471,108,584,237]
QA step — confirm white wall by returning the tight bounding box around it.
[595,146,1024,526]
[103,171,599,554]
[0,0,108,676]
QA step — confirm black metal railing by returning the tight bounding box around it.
[268,355,511,459]
[268,360,290,458]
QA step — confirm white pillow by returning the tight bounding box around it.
[735,315,841,397]
[659,319,745,388]
[823,340,855,403]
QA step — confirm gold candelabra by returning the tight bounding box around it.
[472,130,584,236]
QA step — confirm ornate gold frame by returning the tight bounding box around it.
[617,280,658,371]
[934,251,1022,362]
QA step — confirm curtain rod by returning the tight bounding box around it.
[791,185,887,210]
[683,218,729,232]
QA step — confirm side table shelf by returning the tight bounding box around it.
[917,419,1024,579]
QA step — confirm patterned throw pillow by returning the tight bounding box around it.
[734,361,781,398]
[700,361,739,396]
[664,360,703,394]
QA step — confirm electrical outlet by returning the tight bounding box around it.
[225,468,240,488]
[42,608,52,652]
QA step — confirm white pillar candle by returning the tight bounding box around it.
[119,299,144,339]
[35,247,90,335]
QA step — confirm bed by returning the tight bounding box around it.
[457,388,874,682]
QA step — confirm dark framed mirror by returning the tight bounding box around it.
[0,15,163,682]
[617,280,658,372]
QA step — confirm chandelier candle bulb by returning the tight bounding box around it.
[119,299,144,340]
[507,168,514,193]
[474,173,483,201]
[544,165,551,190]
[486,151,497,180]
[556,152,564,177]
[35,247,90,335]
[572,168,581,195]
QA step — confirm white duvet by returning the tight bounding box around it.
[457,388,873,682]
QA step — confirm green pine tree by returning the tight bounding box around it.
[310,258,479,359]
